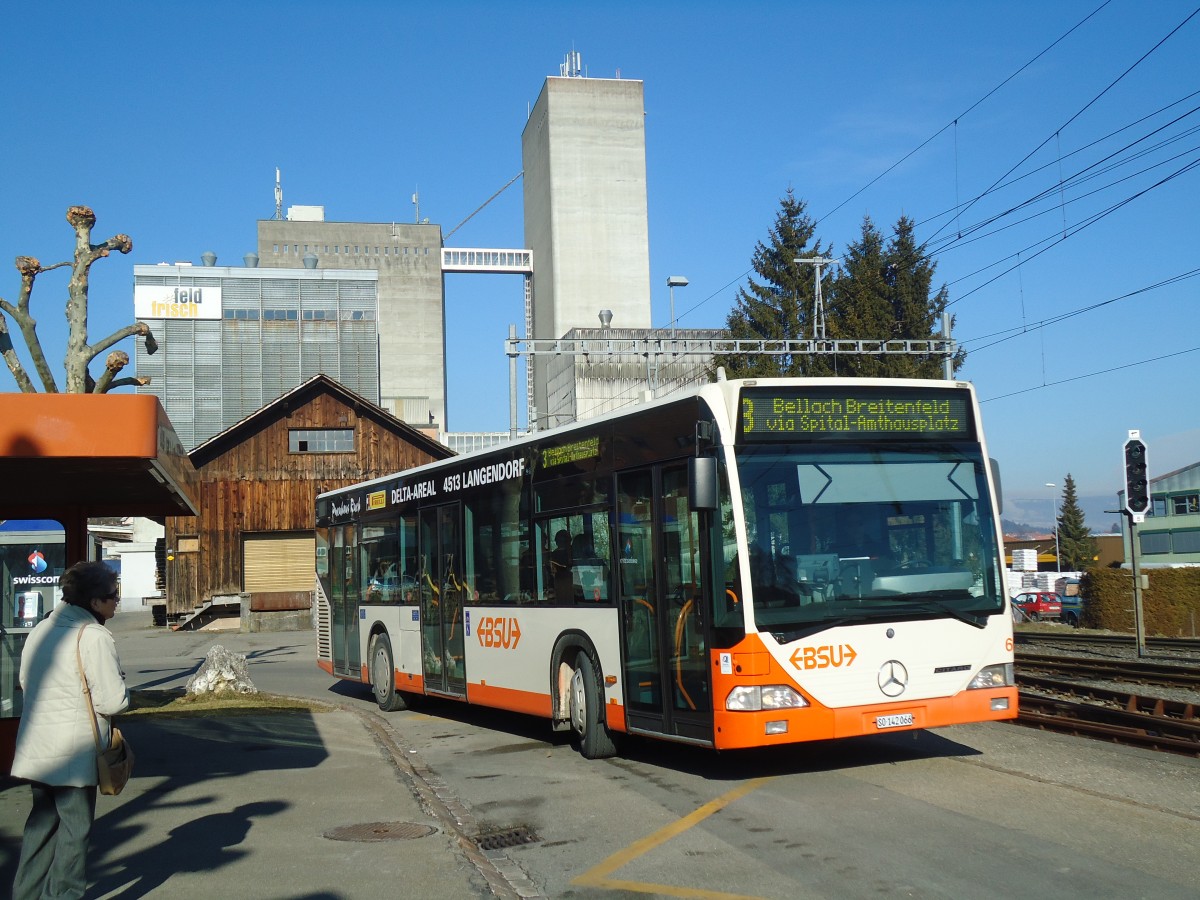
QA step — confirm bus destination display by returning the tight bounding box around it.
[740,387,973,440]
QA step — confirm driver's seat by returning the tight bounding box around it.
[837,558,874,599]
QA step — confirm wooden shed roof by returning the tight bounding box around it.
[187,374,454,467]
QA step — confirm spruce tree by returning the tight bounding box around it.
[717,198,965,379]
[827,215,964,378]
[1056,474,1097,571]
[715,190,836,378]
[823,216,893,377]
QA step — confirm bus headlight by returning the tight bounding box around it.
[967,663,1014,689]
[726,685,809,711]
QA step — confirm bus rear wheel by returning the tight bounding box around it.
[569,653,616,759]
[371,634,408,712]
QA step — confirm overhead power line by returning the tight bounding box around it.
[815,0,1115,227]
[915,89,1200,239]
[937,140,1200,273]
[981,345,1200,403]
[961,267,1200,354]
[946,154,1200,306]
[926,4,1200,246]
[926,114,1200,258]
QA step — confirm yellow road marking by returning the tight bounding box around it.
[570,776,770,898]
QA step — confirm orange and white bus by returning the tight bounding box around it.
[315,377,1016,758]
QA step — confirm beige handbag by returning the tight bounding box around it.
[76,629,134,796]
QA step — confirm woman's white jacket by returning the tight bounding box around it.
[11,603,130,786]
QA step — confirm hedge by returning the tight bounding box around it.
[1079,567,1200,636]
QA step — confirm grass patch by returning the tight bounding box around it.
[124,689,333,717]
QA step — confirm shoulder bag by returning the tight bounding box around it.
[76,628,134,796]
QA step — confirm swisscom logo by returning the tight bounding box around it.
[14,550,57,586]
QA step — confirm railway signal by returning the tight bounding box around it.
[1123,430,1149,521]
[1122,429,1149,657]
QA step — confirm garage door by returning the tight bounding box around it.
[243,533,316,593]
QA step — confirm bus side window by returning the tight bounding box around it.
[399,513,420,604]
[529,520,557,606]
[714,490,744,631]
[550,528,574,601]
[571,532,608,603]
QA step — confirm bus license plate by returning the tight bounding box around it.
[876,713,914,729]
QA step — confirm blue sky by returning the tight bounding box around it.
[2,1,1197,531]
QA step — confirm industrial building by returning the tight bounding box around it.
[134,261,380,449]
[135,56,672,444]
[545,326,727,427]
[257,212,447,428]
[1121,461,1200,566]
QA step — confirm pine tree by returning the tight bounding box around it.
[827,215,964,378]
[715,190,836,378]
[823,216,893,377]
[716,199,965,380]
[1056,474,1097,571]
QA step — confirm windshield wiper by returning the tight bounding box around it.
[898,599,989,629]
[770,611,878,642]
[766,597,993,641]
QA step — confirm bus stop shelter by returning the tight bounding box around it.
[0,393,197,773]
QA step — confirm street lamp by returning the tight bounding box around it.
[666,275,688,339]
[1045,483,1060,572]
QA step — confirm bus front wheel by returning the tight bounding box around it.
[569,653,616,759]
[370,634,408,712]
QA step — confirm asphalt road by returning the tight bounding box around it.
[113,608,1200,899]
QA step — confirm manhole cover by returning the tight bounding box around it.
[324,822,437,843]
[475,826,540,851]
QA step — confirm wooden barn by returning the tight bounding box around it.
[164,374,453,628]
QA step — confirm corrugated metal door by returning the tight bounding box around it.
[243,534,315,593]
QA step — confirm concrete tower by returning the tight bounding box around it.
[258,214,447,429]
[522,59,652,429]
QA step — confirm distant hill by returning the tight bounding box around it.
[1003,495,1123,538]
[1001,519,1039,539]
[1080,495,1123,534]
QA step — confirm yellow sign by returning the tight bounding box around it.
[541,436,600,468]
[742,388,971,440]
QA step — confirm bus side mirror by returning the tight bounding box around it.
[689,456,718,511]
[990,458,1003,515]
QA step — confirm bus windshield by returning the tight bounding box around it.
[732,443,1005,635]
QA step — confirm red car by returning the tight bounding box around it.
[1012,591,1062,622]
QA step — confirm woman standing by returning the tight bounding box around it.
[11,560,129,900]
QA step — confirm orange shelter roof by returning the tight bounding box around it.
[0,393,197,517]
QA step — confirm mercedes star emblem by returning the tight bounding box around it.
[878,660,908,697]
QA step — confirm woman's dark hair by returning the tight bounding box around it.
[59,561,118,609]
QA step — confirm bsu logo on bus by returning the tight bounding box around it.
[790,643,858,670]
[477,616,522,649]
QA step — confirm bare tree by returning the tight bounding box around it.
[0,205,157,393]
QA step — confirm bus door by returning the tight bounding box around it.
[330,523,361,678]
[616,464,713,743]
[419,503,466,697]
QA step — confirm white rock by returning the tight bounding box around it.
[185,644,258,695]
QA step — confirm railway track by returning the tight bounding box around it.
[1016,653,1200,690]
[1015,630,1200,656]
[1012,643,1200,756]
[1017,680,1200,757]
